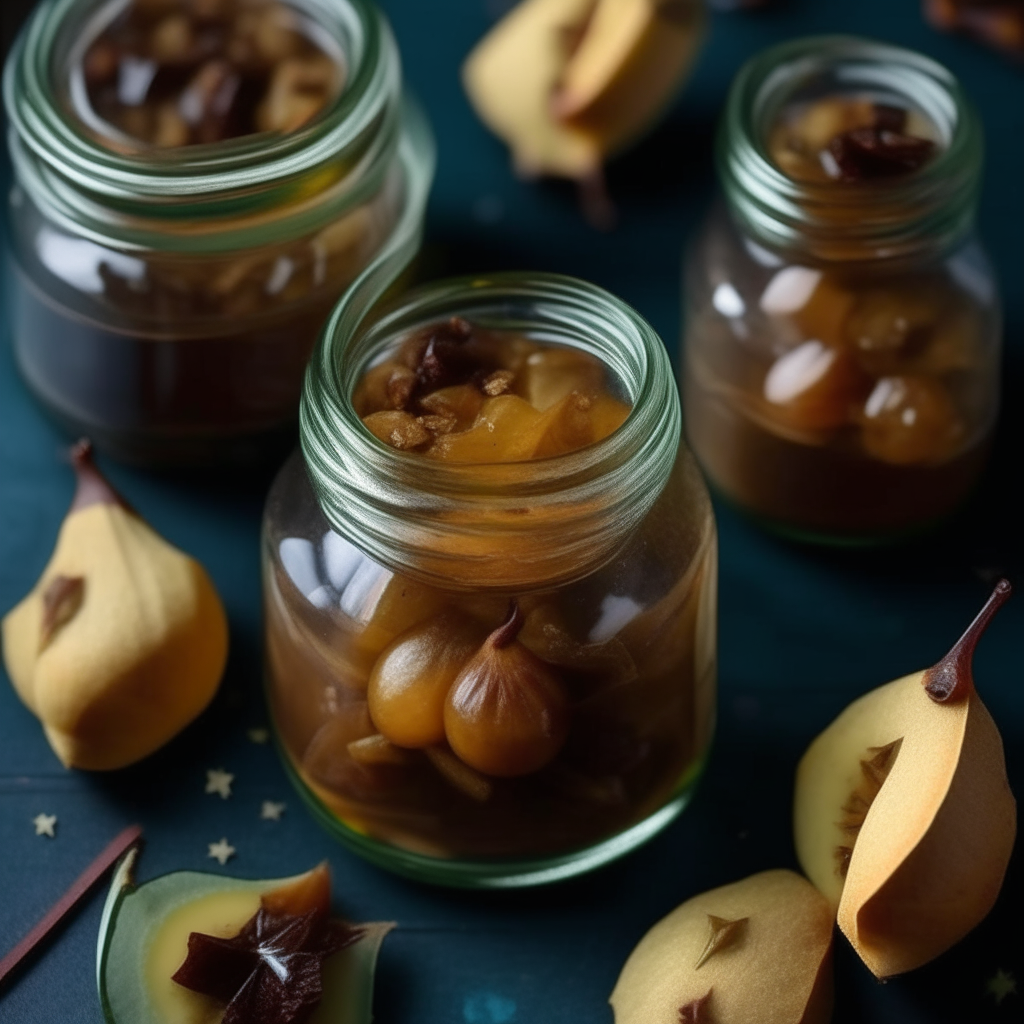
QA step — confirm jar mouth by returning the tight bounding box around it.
[300,272,682,590]
[719,35,982,262]
[4,0,401,224]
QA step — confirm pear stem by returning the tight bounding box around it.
[924,579,1012,703]
[69,439,125,512]
[490,601,525,650]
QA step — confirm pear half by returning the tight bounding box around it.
[2,441,228,770]
[794,581,1016,978]
[610,870,833,1024]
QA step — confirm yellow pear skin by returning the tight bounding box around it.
[610,870,833,1024]
[463,0,601,179]
[1,441,228,770]
[463,0,704,180]
[794,581,1016,979]
[552,0,705,149]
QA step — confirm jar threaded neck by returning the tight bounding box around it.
[718,35,983,263]
[300,272,682,592]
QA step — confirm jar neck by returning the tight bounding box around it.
[4,0,403,250]
[300,273,682,592]
[718,35,983,264]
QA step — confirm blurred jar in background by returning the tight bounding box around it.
[4,0,433,466]
[681,36,1000,542]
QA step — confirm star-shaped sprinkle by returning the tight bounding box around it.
[205,768,234,799]
[247,727,269,744]
[261,800,286,821]
[33,813,57,837]
[208,838,236,865]
[987,969,1017,1005]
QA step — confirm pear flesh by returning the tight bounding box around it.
[463,0,704,180]
[2,442,228,770]
[610,869,834,1024]
[794,581,1016,978]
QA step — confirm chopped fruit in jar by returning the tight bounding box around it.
[361,411,432,451]
[367,612,483,749]
[589,393,632,437]
[347,733,412,766]
[423,745,493,802]
[843,284,939,375]
[78,1,344,149]
[417,385,485,429]
[356,319,631,462]
[520,346,606,410]
[860,375,965,465]
[302,710,410,805]
[759,267,857,350]
[762,340,868,432]
[769,96,936,184]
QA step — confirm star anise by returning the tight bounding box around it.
[172,904,362,1024]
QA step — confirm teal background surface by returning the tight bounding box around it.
[1,1,1021,1022]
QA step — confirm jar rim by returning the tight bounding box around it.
[718,35,983,263]
[300,272,684,590]
[4,0,401,225]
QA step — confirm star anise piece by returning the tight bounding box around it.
[172,904,362,1024]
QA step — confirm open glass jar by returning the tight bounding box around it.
[262,272,717,887]
[4,0,433,466]
[682,37,1000,542]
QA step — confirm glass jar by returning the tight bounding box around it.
[4,0,434,466]
[682,36,1000,542]
[262,272,717,887]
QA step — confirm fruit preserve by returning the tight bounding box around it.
[682,37,1001,542]
[4,0,433,466]
[262,273,717,887]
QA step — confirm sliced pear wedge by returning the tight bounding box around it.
[552,0,705,148]
[794,580,1016,978]
[463,0,704,181]
[97,850,393,1024]
[610,870,834,1024]
[463,0,601,179]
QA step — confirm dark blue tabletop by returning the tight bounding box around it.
[1,1,1021,1023]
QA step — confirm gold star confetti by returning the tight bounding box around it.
[205,768,234,799]
[247,728,269,744]
[207,838,236,865]
[987,969,1017,1005]
[33,813,57,837]
[260,800,286,821]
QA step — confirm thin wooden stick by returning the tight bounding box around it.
[0,825,143,989]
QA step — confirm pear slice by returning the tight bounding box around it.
[794,581,1016,978]
[610,870,833,1024]
[462,0,602,179]
[1,441,228,770]
[552,0,705,150]
[463,0,704,181]
[97,851,393,1024]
